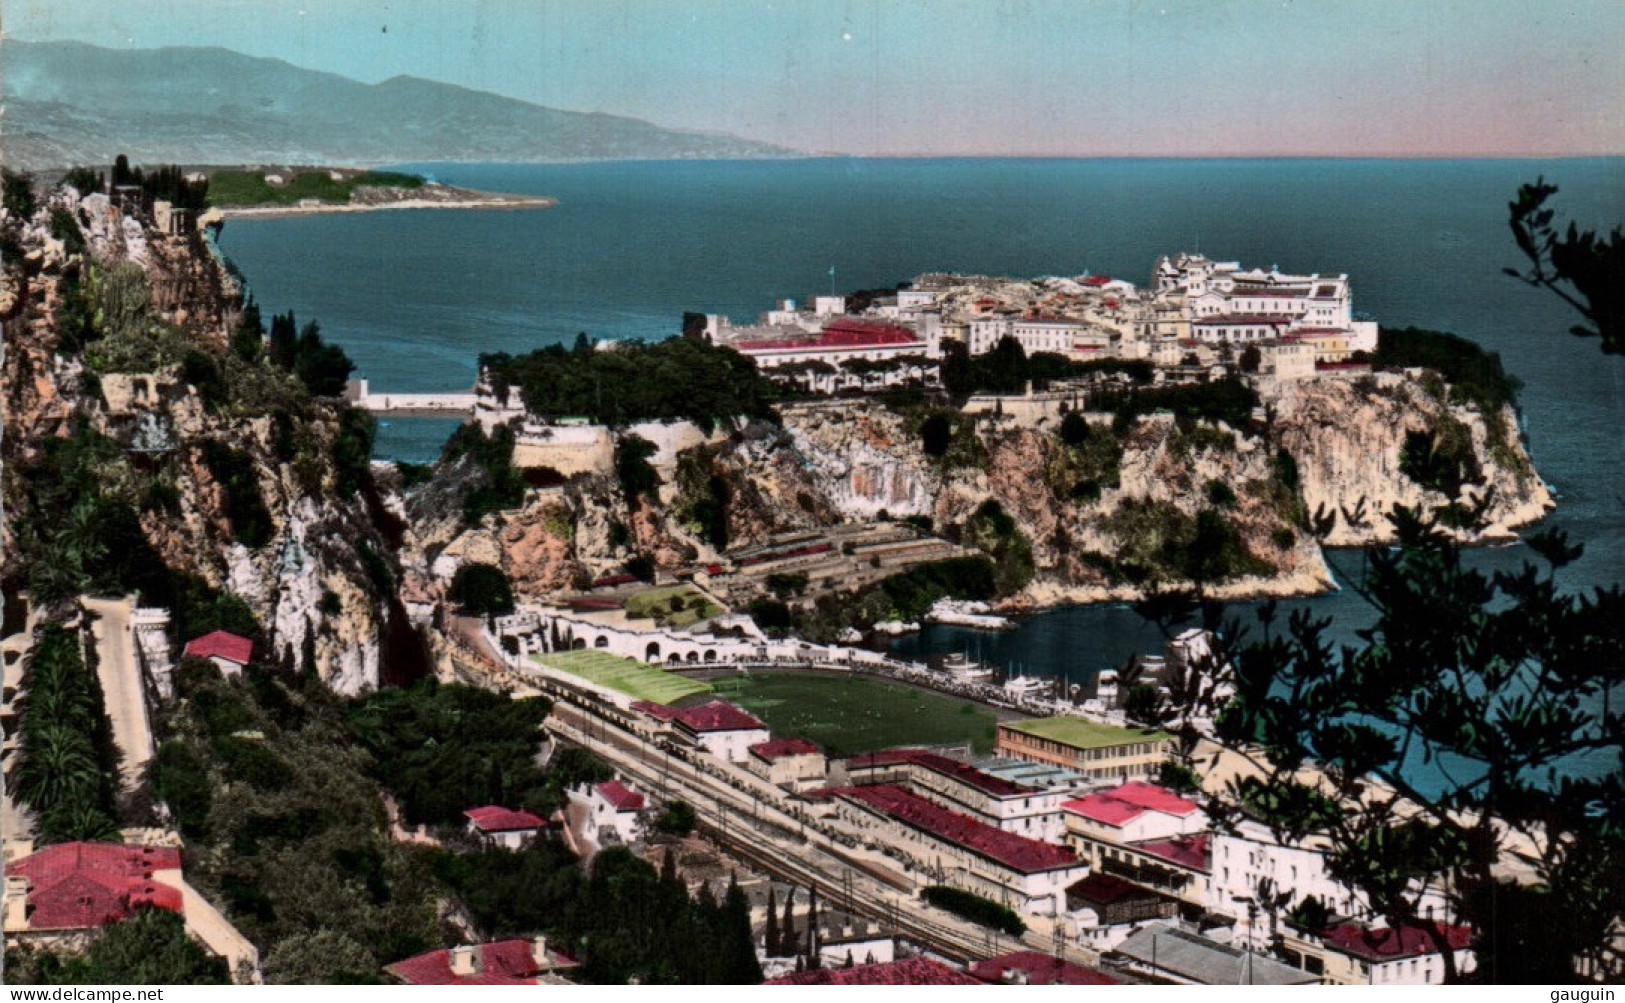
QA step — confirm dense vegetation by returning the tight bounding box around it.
[921,886,1026,937]
[205,169,424,208]
[481,335,779,432]
[1089,377,1259,432]
[265,312,355,398]
[1098,499,1270,586]
[348,681,553,826]
[12,626,122,842]
[442,422,527,525]
[5,910,229,985]
[1373,327,1521,415]
[152,658,446,980]
[959,500,1036,595]
[939,336,1152,399]
[447,562,515,616]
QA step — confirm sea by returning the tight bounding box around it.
[216,157,1625,716]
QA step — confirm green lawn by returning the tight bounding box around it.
[534,649,712,705]
[999,716,1170,748]
[705,672,1001,757]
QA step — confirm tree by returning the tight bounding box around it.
[614,434,661,508]
[653,799,697,837]
[1218,513,1625,981]
[3,170,36,219]
[764,886,780,957]
[20,909,230,984]
[720,875,763,984]
[1506,178,1625,354]
[264,929,378,984]
[447,562,515,616]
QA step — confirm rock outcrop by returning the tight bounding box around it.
[408,373,1551,614]
[2,191,400,693]
[1271,372,1552,546]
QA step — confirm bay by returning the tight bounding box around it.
[216,157,1625,708]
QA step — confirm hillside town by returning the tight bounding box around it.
[1,160,1617,990]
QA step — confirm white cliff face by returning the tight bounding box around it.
[264,498,381,696]
[1270,374,1553,546]
[781,404,942,518]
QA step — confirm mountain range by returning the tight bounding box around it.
[1,40,796,171]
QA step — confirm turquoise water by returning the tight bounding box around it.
[216,157,1625,694]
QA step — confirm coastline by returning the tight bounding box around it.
[216,193,556,220]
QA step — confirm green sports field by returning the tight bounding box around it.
[535,650,713,705]
[705,672,1000,757]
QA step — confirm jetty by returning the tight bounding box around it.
[345,378,477,417]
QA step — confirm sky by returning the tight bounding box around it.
[6,0,1624,157]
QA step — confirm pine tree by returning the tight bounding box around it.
[660,847,679,886]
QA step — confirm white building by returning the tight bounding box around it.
[816,783,1085,915]
[663,700,771,763]
[580,780,647,846]
[1153,253,1378,357]
[746,738,828,791]
[463,806,545,849]
[846,748,1069,841]
[1290,922,1475,985]
[1062,781,1209,853]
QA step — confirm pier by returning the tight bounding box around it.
[345,378,477,417]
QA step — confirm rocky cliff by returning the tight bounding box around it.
[405,370,1551,614]
[2,190,402,693]
[1269,372,1552,546]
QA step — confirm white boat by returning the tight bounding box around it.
[938,652,994,682]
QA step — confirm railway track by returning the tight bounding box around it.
[549,705,1094,967]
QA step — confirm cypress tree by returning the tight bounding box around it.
[779,888,796,958]
[806,886,820,969]
[764,887,779,957]
[721,874,763,984]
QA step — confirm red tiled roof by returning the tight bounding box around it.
[848,748,1037,799]
[750,738,822,762]
[736,319,923,353]
[595,781,645,813]
[5,842,184,931]
[766,956,982,986]
[1067,872,1165,907]
[969,950,1121,985]
[386,939,578,986]
[834,785,1077,875]
[1320,923,1473,963]
[182,630,253,666]
[1133,834,1211,873]
[1063,782,1202,827]
[1080,276,1113,287]
[672,700,767,734]
[463,806,545,833]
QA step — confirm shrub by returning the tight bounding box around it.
[921,886,1026,936]
[448,562,515,616]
